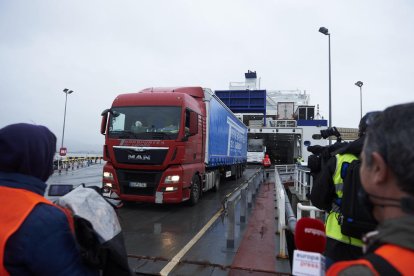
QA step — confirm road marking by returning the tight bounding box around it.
[159,208,223,276]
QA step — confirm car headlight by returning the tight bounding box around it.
[103,171,114,180]
[165,175,180,183]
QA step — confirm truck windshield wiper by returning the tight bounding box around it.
[152,132,174,140]
[115,131,139,139]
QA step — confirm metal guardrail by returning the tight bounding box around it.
[275,168,288,258]
[274,165,324,258]
[222,168,264,248]
[55,157,103,174]
[274,167,297,259]
[297,203,324,220]
[293,165,312,201]
[223,165,325,257]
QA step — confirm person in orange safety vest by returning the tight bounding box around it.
[327,102,414,275]
[0,123,98,276]
[262,154,271,167]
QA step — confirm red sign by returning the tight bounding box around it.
[59,147,67,156]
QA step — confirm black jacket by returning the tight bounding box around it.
[310,138,364,211]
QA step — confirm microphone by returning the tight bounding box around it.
[292,218,327,276]
[295,217,326,254]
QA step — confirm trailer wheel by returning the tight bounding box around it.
[188,175,201,206]
[213,170,220,192]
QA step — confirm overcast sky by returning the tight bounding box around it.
[1,0,413,152]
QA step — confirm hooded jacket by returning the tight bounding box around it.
[0,123,98,275]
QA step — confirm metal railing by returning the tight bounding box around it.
[274,165,324,258]
[297,202,324,220]
[222,169,264,248]
[293,165,312,201]
[55,157,103,174]
[275,168,288,258]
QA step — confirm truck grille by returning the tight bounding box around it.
[117,169,162,196]
[114,147,168,165]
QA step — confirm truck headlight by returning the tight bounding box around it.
[103,171,114,180]
[165,175,180,183]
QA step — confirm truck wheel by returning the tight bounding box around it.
[231,165,239,180]
[213,171,220,192]
[236,165,242,179]
[189,175,201,206]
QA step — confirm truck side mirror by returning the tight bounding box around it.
[189,111,198,136]
[101,109,109,135]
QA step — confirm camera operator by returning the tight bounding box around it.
[327,102,414,275]
[309,112,381,268]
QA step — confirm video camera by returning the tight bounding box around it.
[307,127,347,174]
[320,126,341,141]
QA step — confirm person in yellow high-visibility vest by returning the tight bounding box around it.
[310,111,381,268]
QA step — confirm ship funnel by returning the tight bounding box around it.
[245,70,258,90]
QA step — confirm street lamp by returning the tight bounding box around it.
[319,26,332,145]
[61,88,74,151]
[355,81,363,119]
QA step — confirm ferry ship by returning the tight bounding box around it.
[215,70,358,166]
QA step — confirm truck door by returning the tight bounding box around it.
[184,109,202,164]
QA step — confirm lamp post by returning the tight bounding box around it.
[319,26,332,145]
[355,81,363,119]
[61,88,73,155]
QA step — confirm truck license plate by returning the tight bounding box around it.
[129,182,147,188]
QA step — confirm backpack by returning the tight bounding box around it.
[55,186,132,276]
[339,159,377,239]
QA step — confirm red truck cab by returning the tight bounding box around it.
[101,87,205,205]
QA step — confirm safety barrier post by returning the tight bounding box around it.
[226,200,236,249]
[247,181,253,208]
[255,173,260,192]
[294,164,298,193]
[240,188,247,223]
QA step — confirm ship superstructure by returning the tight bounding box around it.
[215,71,352,165]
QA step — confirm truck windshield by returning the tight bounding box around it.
[248,139,264,152]
[107,106,181,140]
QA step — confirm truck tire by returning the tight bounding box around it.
[231,165,239,180]
[188,175,201,206]
[235,164,242,179]
[239,164,244,178]
[213,170,220,192]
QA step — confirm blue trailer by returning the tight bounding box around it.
[201,90,247,190]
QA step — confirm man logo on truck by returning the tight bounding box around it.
[128,154,151,161]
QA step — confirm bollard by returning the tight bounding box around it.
[247,180,253,208]
[240,188,247,223]
[226,201,235,249]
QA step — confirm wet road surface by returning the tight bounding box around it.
[46,164,287,275]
